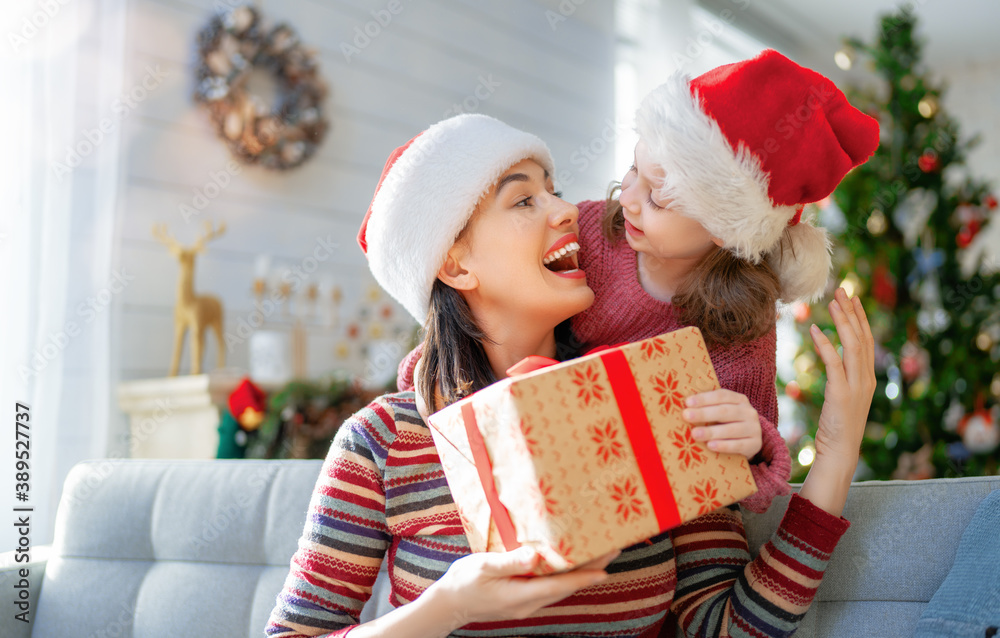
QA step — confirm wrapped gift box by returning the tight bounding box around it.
[426,326,758,573]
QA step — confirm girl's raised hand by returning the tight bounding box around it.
[797,287,877,518]
[683,389,763,459]
[809,287,876,465]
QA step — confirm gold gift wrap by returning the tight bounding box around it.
[427,327,758,573]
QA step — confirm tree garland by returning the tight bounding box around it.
[194,5,328,170]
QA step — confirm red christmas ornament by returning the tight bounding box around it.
[918,151,940,173]
[793,302,811,323]
[957,402,1000,455]
[957,220,981,248]
[785,380,803,401]
[872,264,897,308]
[899,341,928,383]
[985,195,998,210]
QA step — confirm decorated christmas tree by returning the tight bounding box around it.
[783,9,1000,481]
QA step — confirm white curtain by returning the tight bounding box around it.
[1,0,126,551]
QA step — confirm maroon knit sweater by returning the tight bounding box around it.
[396,199,791,513]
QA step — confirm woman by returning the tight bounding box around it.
[266,114,875,638]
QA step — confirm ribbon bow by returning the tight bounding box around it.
[505,344,628,377]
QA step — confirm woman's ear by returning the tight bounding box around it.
[710,235,725,248]
[437,246,479,291]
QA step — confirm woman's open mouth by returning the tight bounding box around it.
[543,235,585,279]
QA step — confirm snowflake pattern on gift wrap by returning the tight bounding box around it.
[571,364,607,407]
[640,337,671,359]
[611,479,645,522]
[671,427,706,469]
[652,372,686,415]
[520,419,541,455]
[691,479,722,516]
[556,537,575,562]
[590,420,626,465]
[538,476,559,516]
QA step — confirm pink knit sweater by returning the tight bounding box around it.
[396,199,791,513]
[569,199,790,512]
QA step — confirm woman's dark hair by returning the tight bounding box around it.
[602,184,781,348]
[418,283,583,412]
[418,279,496,411]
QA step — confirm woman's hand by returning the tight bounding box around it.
[423,546,618,630]
[349,546,617,638]
[683,389,763,458]
[798,287,877,517]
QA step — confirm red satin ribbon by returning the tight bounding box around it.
[461,403,520,551]
[598,349,682,532]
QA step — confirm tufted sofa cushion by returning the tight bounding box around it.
[34,459,331,637]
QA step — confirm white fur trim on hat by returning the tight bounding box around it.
[635,73,827,301]
[365,114,555,323]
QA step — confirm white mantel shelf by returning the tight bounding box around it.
[117,369,279,459]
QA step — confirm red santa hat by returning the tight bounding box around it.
[635,49,879,302]
[357,114,555,323]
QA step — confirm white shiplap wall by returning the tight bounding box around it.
[110,0,615,452]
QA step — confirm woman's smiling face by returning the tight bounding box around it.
[619,140,721,261]
[448,158,595,329]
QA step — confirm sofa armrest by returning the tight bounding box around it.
[0,545,51,638]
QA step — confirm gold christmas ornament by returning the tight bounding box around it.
[917,95,938,118]
[867,209,888,235]
[977,331,993,351]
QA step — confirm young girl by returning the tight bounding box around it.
[573,49,879,512]
[266,112,877,638]
[398,49,880,514]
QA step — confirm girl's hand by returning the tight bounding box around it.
[683,389,763,458]
[798,287,876,518]
[810,287,876,466]
[425,546,618,630]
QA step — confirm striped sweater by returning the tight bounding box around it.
[266,393,849,638]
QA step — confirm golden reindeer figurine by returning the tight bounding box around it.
[153,221,227,376]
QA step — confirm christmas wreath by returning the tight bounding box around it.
[194,5,328,170]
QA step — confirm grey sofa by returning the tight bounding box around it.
[2,459,997,637]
